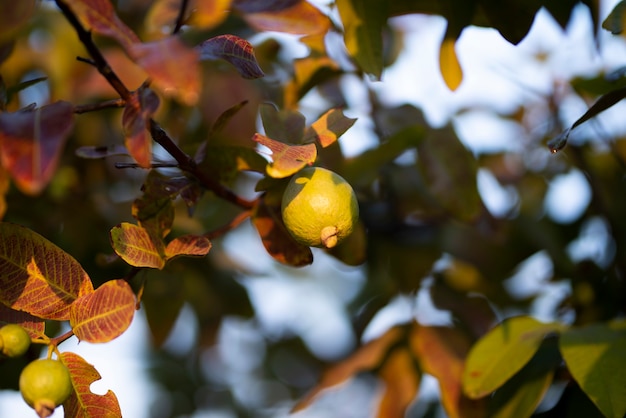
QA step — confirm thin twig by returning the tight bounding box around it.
[173,0,190,34]
[74,98,126,114]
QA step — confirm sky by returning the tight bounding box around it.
[3,0,626,417]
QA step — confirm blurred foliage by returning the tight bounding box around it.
[1,0,626,417]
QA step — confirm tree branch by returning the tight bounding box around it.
[74,98,126,114]
[173,0,190,34]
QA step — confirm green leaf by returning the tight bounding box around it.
[110,223,165,269]
[559,319,626,418]
[336,0,386,79]
[259,103,305,144]
[462,316,564,399]
[602,0,626,34]
[198,145,267,184]
[488,338,562,418]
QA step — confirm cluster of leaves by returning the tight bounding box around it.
[1,0,626,417]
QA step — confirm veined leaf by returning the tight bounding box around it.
[292,326,406,412]
[303,108,357,148]
[122,87,160,168]
[462,316,564,399]
[60,351,122,417]
[110,222,165,269]
[559,319,626,418]
[165,234,211,260]
[197,35,264,79]
[70,279,136,343]
[253,133,317,178]
[0,101,75,195]
[0,222,94,320]
[0,303,45,338]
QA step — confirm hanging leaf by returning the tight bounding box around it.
[303,108,357,148]
[0,222,94,321]
[110,222,165,269]
[165,234,211,260]
[196,35,265,79]
[235,0,331,35]
[462,316,564,399]
[141,269,185,346]
[559,319,626,418]
[129,37,200,106]
[0,101,75,195]
[252,133,317,178]
[336,0,386,79]
[122,87,160,168]
[64,0,140,50]
[0,303,45,338]
[377,347,421,418]
[60,351,122,417]
[292,326,406,412]
[251,195,313,267]
[439,35,463,91]
[410,324,486,418]
[70,279,136,343]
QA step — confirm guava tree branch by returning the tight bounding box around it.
[55,0,257,210]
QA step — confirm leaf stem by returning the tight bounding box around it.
[74,99,126,114]
[49,329,75,349]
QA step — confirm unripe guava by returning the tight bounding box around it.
[20,358,72,418]
[281,167,359,249]
[0,323,31,358]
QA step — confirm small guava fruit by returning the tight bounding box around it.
[0,324,31,358]
[281,166,359,249]
[20,358,72,418]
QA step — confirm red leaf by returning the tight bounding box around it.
[235,0,331,35]
[129,37,200,106]
[0,303,45,338]
[60,351,122,418]
[197,35,264,79]
[165,235,211,260]
[0,222,94,320]
[303,108,357,148]
[65,0,140,50]
[252,196,313,267]
[252,133,316,178]
[122,88,160,168]
[70,279,136,343]
[0,101,74,195]
[110,223,165,269]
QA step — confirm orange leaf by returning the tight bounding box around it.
[252,133,316,178]
[237,0,331,35]
[303,108,357,148]
[439,36,463,91]
[410,324,486,418]
[60,351,122,417]
[0,303,45,338]
[110,222,165,269]
[251,195,313,267]
[293,326,406,412]
[377,347,421,418]
[165,234,212,260]
[70,279,136,343]
[0,101,75,195]
[0,222,94,320]
[189,0,232,29]
[197,34,265,79]
[129,37,200,106]
[122,88,160,168]
[65,0,140,50]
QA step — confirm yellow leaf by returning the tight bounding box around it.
[439,37,463,91]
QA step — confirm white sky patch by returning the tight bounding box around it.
[544,169,592,223]
[477,169,520,217]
